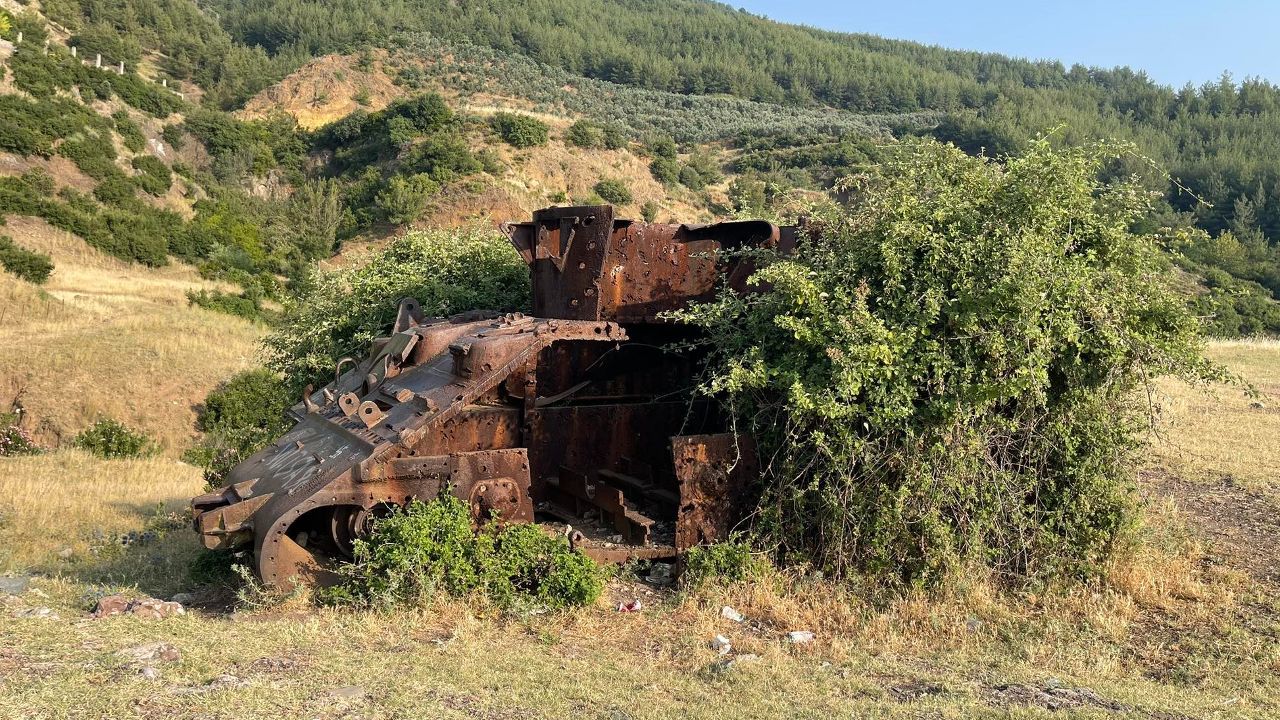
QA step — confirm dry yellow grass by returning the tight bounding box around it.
[0,218,265,454]
[0,450,204,573]
[1148,338,1280,494]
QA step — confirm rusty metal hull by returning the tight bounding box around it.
[192,206,793,587]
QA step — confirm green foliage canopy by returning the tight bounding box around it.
[263,227,531,389]
[673,138,1227,585]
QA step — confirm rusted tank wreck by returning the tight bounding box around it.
[192,205,796,587]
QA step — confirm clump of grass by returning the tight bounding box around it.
[324,495,603,611]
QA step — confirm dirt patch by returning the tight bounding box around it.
[986,682,1125,712]
[0,152,97,193]
[240,52,402,129]
[1141,471,1280,587]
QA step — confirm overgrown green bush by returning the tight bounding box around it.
[673,138,1226,587]
[264,227,530,389]
[190,368,294,487]
[74,419,155,459]
[592,178,632,205]
[649,156,679,186]
[489,112,548,148]
[325,496,603,610]
[0,235,54,284]
[565,119,605,148]
[112,110,146,153]
[131,155,172,196]
[376,173,439,224]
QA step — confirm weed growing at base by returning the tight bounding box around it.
[325,496,603,610]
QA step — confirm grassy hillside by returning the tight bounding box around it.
[0,216,264,452]
[0,340,1276,718]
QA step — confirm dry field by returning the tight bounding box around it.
[1,248,1278,719]
[0,217,265,453]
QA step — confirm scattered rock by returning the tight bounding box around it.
[139,666,161,681]
[93,594,185,619]
[1249,400,1266,409]
[57,548,75,560]
[14,607,59,619]
[720,605,744,622]
[128,598,186,619]
[965,615,983,634]
[786,630,815,644]
[93,595,132,618]
[710,635,732,655]
[0,576,30,595]
[249,656,298,673]
[170,593,194,606]
[607,534,624,544]
[117,642,181,663]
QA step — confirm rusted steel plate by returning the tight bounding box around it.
[672,433,758,551]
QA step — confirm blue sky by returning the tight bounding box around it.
[731,1,1276,88]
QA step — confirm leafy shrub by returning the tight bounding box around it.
[645,134,678,159]
[673,138,1225,586]
[640,200,658,222]
[74,419,155,459]
[131,155,171,196]
[58,136,119,180]
[186,288,271,322]
[326,496,603,610]
[93,175,139,207]
[376,173,440,224]
[649,157,679,186]
[112,110,147,153]
[565,119,605,148]
[189,368,295,487]
[160,124,185,150]
[592,179,632,205]
[0,412,41,457]
[680,538,765,588]
[0,235,54,284]
[264,227,530,389]
[385,93,452,133]
[489,112,548,148]
[677,164,706,190]
[601,123,629,150]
